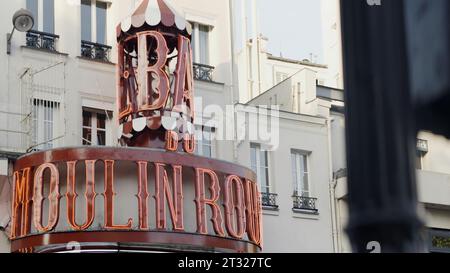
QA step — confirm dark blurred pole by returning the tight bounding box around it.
[340,0,425,252]
[404,0,450,138]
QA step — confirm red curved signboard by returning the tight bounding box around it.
[10,148,262,253]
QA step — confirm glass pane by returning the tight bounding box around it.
[96,1,107,44]
[260,151,268,168]
[198,24,209,64]
[250,146,257,172]
[83,111,92,127]
[97,130,106,146]
[203,144,212,158]
[302,154,308,172]
[203,127,212,141]
[26,0,38,31]
[291,153,298,194]
[97,113,106,129]
[190,23,196,62]
[259,167,268,193]
[302,173,309,194]
[195,141,200,155]
[43,0,55,33]
[83,128,92,145]
[81,0,92,41]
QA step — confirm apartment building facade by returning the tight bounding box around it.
[0,0,239,252]
[1,0,447,253]
[0,0,344,253]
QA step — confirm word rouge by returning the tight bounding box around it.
[11,160,262,247]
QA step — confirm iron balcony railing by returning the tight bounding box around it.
[26,30,59,52]
[261,192,278,209]
[292,195,318,212]
[193,63,215,82]
[81,40,112,62]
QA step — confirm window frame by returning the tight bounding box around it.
[250,143,271,194]
[195,126,216,158]
[291,150,311,197]
[81,0,109,45]
[32,99,59,150]
[190,22,211,65]
[26,0,55,33]
[275,72,288,84]
[82,109,109,146]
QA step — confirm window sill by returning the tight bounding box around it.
[263,207,280,216]
[21,46,68,56]
[77,56,116,66]
[194,78,225,85]
[292,208,319,219]
[262,206,279,211]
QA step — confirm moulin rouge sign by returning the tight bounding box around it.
[9,0,262,253]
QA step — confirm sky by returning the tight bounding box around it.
[256,0,324,63]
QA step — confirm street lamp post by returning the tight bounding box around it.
[7,8,34,55]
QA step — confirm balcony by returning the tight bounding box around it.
[26,30,59,52]
[261,192,278,209]
[81,40,112,63]
[193,63,215,82]
[292,195,318,213]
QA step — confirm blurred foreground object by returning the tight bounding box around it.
[404,0,450,137]
[339,0,449,252]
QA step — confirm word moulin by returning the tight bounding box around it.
[11,159,262,247]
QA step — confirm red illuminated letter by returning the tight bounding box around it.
[173,35,194,117]
[104,160,133,230]
[183,134,195,154]
[137,161,150,230]
[194,168,225,236]
[223,175,246,239]
[11,168,32,239]
[154,163,184,231]
[244,180,262,246]
[165,131,179,152]
[137,31,170,110]
[33,163,60,233]
[66,161,97,231]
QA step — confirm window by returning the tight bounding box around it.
[81,0,108,44]
[291,151,310,197]
[276,72,288,84]
[81,0,92,41]
[82,110,108,146]
[195,126,215,158]
[81,0,111,61]
[291,150,317,212]
[27,0,55,33]
[191,23,211,65]
[96,1,107,44]
[250,143,270,193]
[26,0,38,31]
[32,99,59,150]
[416,139,428,170]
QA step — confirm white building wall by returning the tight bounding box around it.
[320,0,344,89]
[236,107,335,253]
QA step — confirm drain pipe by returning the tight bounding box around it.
[326,117,339,253]
[229,0,240,163]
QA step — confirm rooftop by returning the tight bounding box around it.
[267,53,328,69]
